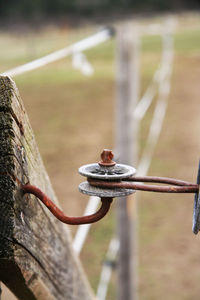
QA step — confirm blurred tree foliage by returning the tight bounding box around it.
[0,0,199,19]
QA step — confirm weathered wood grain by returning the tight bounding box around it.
[0,75,95,300]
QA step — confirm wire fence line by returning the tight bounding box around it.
[133,68,160,121]
[137,32,174,176]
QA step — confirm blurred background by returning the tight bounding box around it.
[0,1,200,300]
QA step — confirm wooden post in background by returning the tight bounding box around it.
[0,76,95,300]
[115,23,140,300]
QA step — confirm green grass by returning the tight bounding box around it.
[141,35,162,53]
[174,29,200,54]
[0,26,94,72]
[141,28,200,55]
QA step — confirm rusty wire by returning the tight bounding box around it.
[88,177,199,194]
[123,176,195,186]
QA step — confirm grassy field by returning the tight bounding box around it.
[1,12,200,300]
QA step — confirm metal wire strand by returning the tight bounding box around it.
[22,184,113,225]
[124,176,195,186]
[88,178,199,194]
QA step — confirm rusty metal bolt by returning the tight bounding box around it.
[79,149,136,180]
[98,149,116,167]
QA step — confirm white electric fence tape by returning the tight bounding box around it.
[137,33,174,176]
[72,52,94,76]
[1,29,112,77]
[96,238,119,300]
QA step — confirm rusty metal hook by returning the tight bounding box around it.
[22,184,113,225]
[21,149,199,228]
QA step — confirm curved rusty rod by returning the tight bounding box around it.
[22,184,113,225]
[88,178,199,194]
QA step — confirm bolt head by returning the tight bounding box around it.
[98,149,116,167]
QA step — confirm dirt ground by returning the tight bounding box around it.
[1,14,200,300]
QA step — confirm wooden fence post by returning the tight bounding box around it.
[115,23,140,300]
[0,75,95,300]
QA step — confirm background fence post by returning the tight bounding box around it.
[115,23,140,300]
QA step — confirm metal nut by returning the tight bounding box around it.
[79,163,136,180]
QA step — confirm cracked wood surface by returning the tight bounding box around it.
[0,76,95,300]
